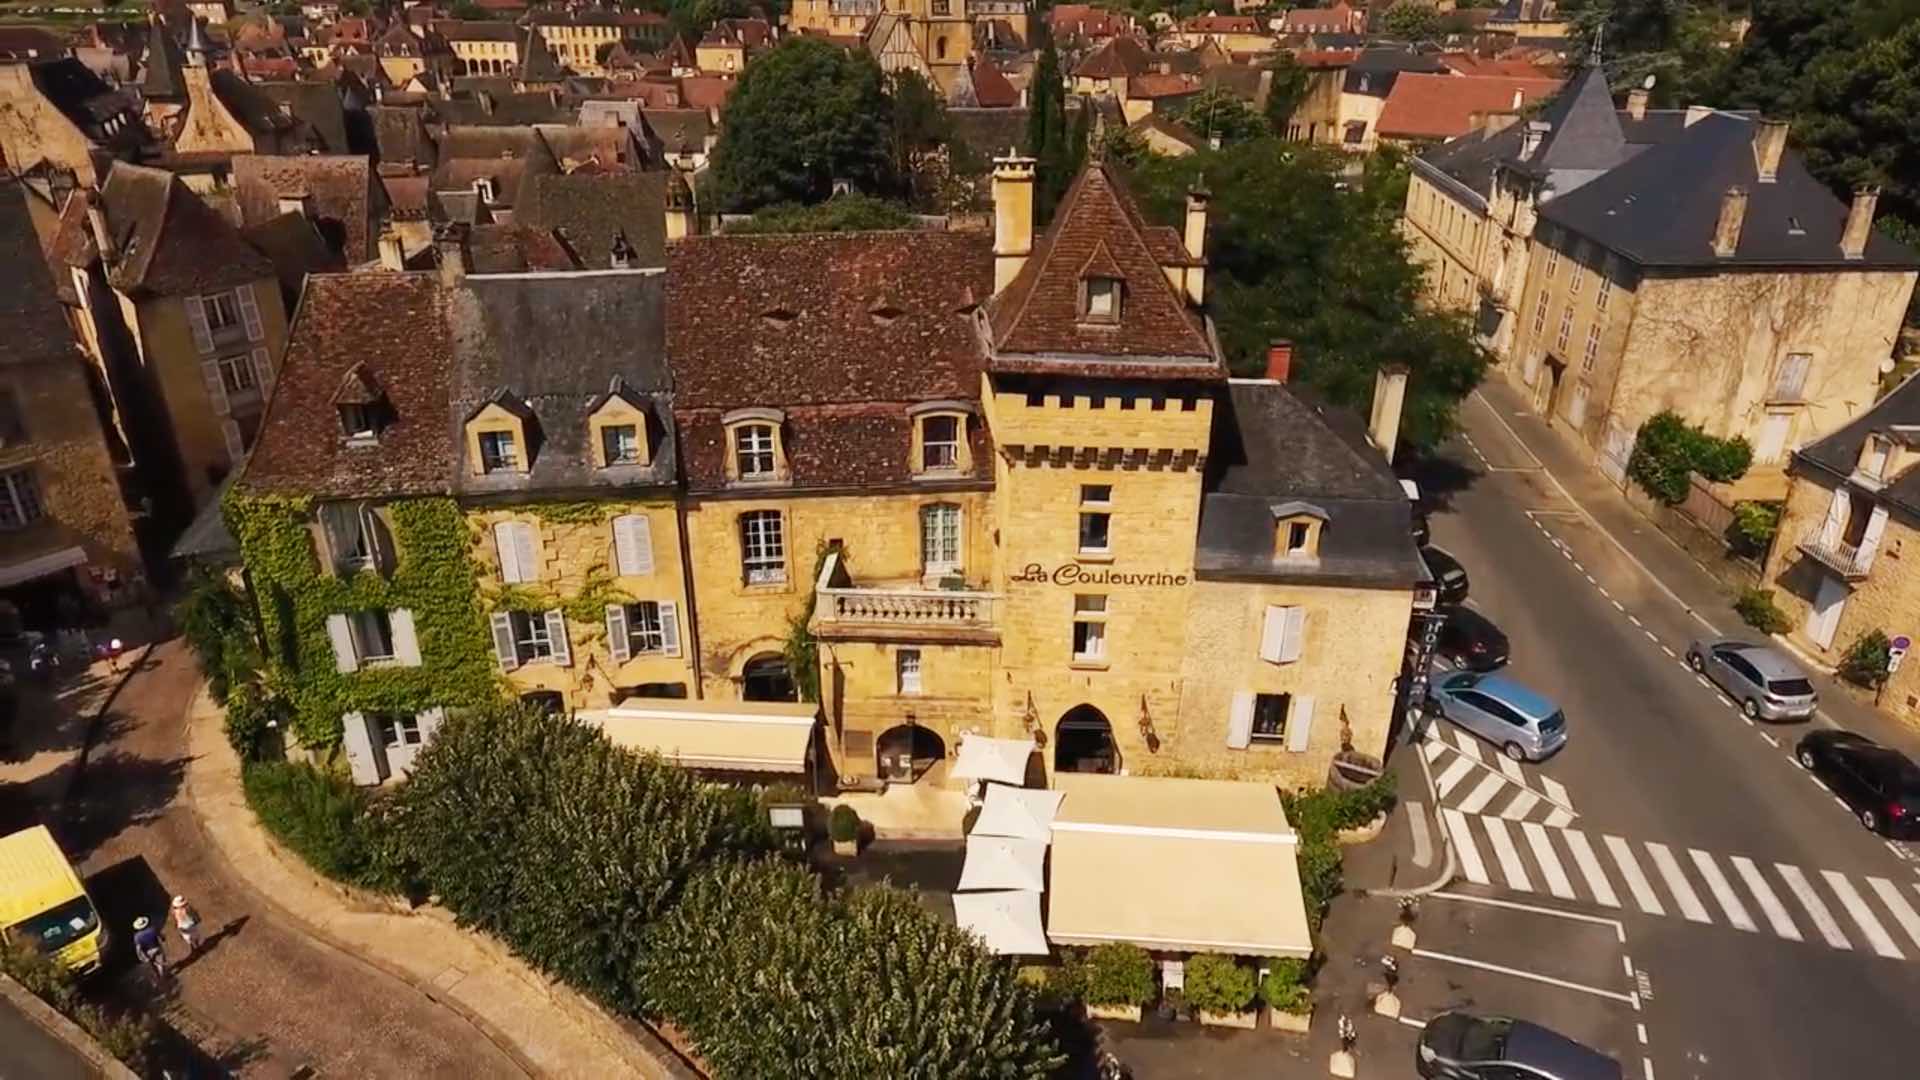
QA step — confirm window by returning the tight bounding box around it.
[1544,245,1560,280]
[479,430,518,472]
[920,503,961,575]
[1531,291,1548,336]
[474,177,496,203]
[203,291,241,334]
[322,502,385,574]
[351,610,395,662]
[1286,521,1311,554]
[601,423,641,465]
[0,469,44,530]
[1582,325,1600,372]
[740,510,786,584]
[377,713,423,748]
[1595,266,1612,312]
[920,415,961,471]
[1568,261,1584,298]
[735,423,777,478]
[1078,484,1112,554]
[1555,305,1573,352]
[897,648,922,694]
[1772,353,1811,401]
[625,601,666,653]
[339,403,379,440]
[1084,277,1121,322]
[1072,594,1107,662]
[1860,435,1892,481]
[512,609,555,662]
[1251,693,1291,742]
[218,353,256,395]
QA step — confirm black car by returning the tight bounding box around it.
[1436,604,1508,671]
[1796,730,1920,837]
[1418,1011,1622,1080]
[1422,547,1469,604]
[1412,512,1431,548]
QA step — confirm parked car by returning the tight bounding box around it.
[1685,639,1818,721]
[1427,670,1566,761]
[1417,1011,1622,1080]
[1423,546,1469,604]
[1412,512,1431,548]
[1436,605,1508,671]
[1795,730,1920,837]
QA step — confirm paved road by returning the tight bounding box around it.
[0,991,100,1079]
[1395,390,1920,1080]
[49,640,521,1078]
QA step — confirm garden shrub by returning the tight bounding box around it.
[1262,957,1312,1014]
[1082,943,1156,1007]
[242,761,396,890]
[174,566,260,705]
[1839,629,1893,689]
[1281,773,1398,930]
[3,940,158,1073]
[829,803,860,843]
[1628,411,1753,505]
[1729,501,1783,557]
[1182,953,1258,1015]
[223,680,289,761]
[1734,588,1792,635]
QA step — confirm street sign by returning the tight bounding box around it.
[1890,647,1908,675]
[1892,635,1911,651]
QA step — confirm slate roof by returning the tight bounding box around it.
[640,108,712,155]
[429,90,578,126]
[232,154,377,262]
[1375,73,1561,141]
[515,172,668,269]
[96,162,274,296]
[465,222,579,271]
[1341,48,1448,96]
[431,125,558,209]
[987,160,1218,374]
[28,59,144,150]
[256,79,350,152]
[1504,65,1623,181]
[1794,375,1920,521]
[210,68,306,140]
[519,27,562,81]
[1195,380,1423,587]
[666,231,995,493]
[1,180,83,369]
[536,124,647,172]
[242,210,344,301]
[371,103,436,167]
[141,16,187,99]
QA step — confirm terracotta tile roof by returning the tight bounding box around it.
[466,222,580,271]
[233,154,376,262]
[1292,48,1362,68]
[1073,35,1150,79]
[1439,53,1561,79]
[666,231,995,492]
[987,161,1217,372]
[678,74,733,110]
[2,180,84,369]
[97,162,274,296]
[1183,15,1263,33]
[971,58,1019,108]
[1126,72,1201,99]
[381,173,429,219]
[1376,73,1561,140]
[1048,4,1135,40]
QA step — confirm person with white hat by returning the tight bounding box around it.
[170,895,202,954]
[132,916,166,979]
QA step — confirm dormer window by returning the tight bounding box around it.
[473,177,496,203]
[587,379,651,469]
[334,363,388,445]
[921,415,960,470]
[602,424,641,465]
[340,403,378,440]
[480,430,518,472]
[1270,501,1328,561]
[723,407,787,484]
[1859,434,1893,483]
[466,390,535,475]
[1083,276,1121,323]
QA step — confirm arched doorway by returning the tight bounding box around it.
[876,723,946,783]
[1055,705,1118,775]
[742,653,797,702]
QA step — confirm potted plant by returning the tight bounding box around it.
[1263,958,1314,1034]
[1183,953,1258,1028]
[829,803,861,856]
[1082,943,1155,1022]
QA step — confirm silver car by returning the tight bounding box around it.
[1427,671,1568,762]
[1686,639,1818,721]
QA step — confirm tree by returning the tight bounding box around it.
[1176,87,1266,146]
[888,69,949,206]
[1262,53,1310,135]
[1794,21,1920,237]
[707,38,895,211]
[726,195,916,234]
[1027,41,1073,221]
[449,0,486,18]
[1561,0,1734,106]
[1381,0,1442,40]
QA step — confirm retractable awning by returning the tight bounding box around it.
[583,700,818,774]
[953,890,1051,956]
[950,734,1037,786]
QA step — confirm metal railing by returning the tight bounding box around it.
[1798,531,1871,578]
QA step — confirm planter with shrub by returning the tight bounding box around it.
[1734,588,1792,635]
[1262,957,1314,1034]
[829,803,861,855]
[1082,942,1156,1022]
[1184,953,1258,1027]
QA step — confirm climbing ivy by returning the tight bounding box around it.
[526,501,622,525]
[483,572,636,644]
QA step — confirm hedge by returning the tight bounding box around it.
[242,761,398,890]
[1183,953,1258,1014]
[1082,942,1156,1007]
[2,940,158,1072]
[1284,773,1398,931]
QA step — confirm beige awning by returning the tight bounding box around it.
[1045,774,1311,957]
[958,834,1048,892]
[583,700,818,774]
[971,785,1063,841]
[953,890,1051,956]
[950,735,1037,786]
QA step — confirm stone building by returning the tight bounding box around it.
[786,0,1018,92]
[0,58,148,186]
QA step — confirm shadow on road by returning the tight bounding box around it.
[57,734,188,863]
[1400,447,1483,515]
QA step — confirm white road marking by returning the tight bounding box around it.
[1496,754,1526,783]
[1422,738,1447,763]
[1695,675,1714,690]
[1538,775,1572,808]
[1647,843,1711,923]
[1434,756,1476,797]
[1866,878,1920,953]
[1407,801,1433,869]
[1612,599,1626,612]
[1410,948,1637,1005]
[1761,732,1780,748]
[1585,573,1597,584]
[1661,644,1675,658]
[1395,1015,1428,1030]
[1628,614,1642,627]
[1689,849,1756,932]
[1777,864,1849,949]
[1430,890,1627,934]
[1443,808,1489,885]
[1523,821,1576,899]
[1458,773,1508,815]
[1644,630,1659,643]
[1452,729,1485,762]
[1645,1056,1657,1080]
[1500,791,1541,821]
[1637,1023,1648,1044]
[1564,829,1621,908]
[1543,808,1576,829]
[1731,856,1800,941]
[1598,585,1611,598]
[1482,816,1534,892]
[1824,871,1904,959]
[1605,835,1664,916]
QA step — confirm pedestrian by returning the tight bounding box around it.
[132,916,167,980]
[169,895,201,954]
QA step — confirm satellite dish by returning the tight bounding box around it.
[1642,75,1656,90]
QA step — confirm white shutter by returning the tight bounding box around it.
[361,505,391,574]
[251,346,273,393]
[1259,605,1286,663]
[1857,505,1890,571]
[237,285,264,342]
[221,420,245,464]
[186,296,214,353]
[490,610,519,671]
[340,711,386,785]
[613,513,654,575]
[390,608,421,666]
[660,600,681,658]
[415,706,447,748]
[514,522,539,581]
[200,357,231,416]
[1280,607,1307,663]
[1286,695,1316,752]
[605,604,630,662]
[327,613,359,672]
[1226,691,1254,749]
[1820,486,1849,548]
[545,609,571,666]
[494,521,526,582]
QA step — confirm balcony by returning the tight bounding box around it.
[1797,532,1873,581]
[810,553,999,643]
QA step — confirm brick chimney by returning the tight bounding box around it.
[1265,340,1293,383]
[1752,118,1788,184]
[1712,186,1748,258]
[1368,365,1409,464]
[1842,186,1880,260]
[1625,87,1649,121]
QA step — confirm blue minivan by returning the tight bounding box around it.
[1427,671,1567,762]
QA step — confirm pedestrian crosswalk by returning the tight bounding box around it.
[1422,725,1576,827]
[1442,811,1920,961]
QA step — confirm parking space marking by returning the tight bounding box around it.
[1731,856,1801,942]
[1434,756,1476,797]
[1688,850,1756,932]
[1457,773,1508,815]
[1760,732,1780,748]
[1660,644,1676,658]
[1824,872,1904,959]
[1443,808,1490,885]
[1500,791,1541,821]
[1647,843,1711,923]
[1866,878,1920,953]
[1776,864,1850,950]
[1409,948,1637,1005]
[1523,821,1577,899]
[1481,816,1534,892]
[1564,830,1621,908]
[1431,889,1625,935]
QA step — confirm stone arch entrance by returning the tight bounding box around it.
[1055,705,1119,775]
[742,652,797,702]
[876,723,946,783]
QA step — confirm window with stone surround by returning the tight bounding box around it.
[1072,594,1107,663]
[1078,484,1112,555]
[740,510,787,584]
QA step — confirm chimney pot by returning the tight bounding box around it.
[1265,340,1293,383]
[1183,185,1210,306]
[1625,87,1649,121]
[1753,117,1789,183]
[1712,185,1749,258]
[1842,186,1880,260]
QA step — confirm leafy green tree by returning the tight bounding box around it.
[1183,953,1258,1014]
[174,565,260,704]
[1027,41,1073,221]
[1562,0,1734,105]
[1795,21,1920,237]
[1176,87,1266,146]
[1262,53,1310,135]
[1381,0,1443,40]
[888,69,950,206]
[707,38,895,211]
[726,195,916,234]
[449,0,486,19]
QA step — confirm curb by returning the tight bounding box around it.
[0,974,141,1079]
[1365,718,1457,899]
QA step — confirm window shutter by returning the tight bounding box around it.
[514,522,539,581]
[1286,695,1316,752]
[494,521,525,583]
[1260,605,1287,663]
[660,600,681,657]
[545,609,571,666]
[200,357,230,416]
[1226,691,1254,749]
[363,506,393,574]
[414,706,447,748]
[605,604,630,662]
[390,608,421,666]
[186,295,214,353]
[250,346,273,393]
[613,513,654,575]
[237,285,264,342]
[1820,486,1848,548]
[327,613,359,673]
[490,611,519,671]
[340,711,386,785]
[1279,607,1307,664]
[220,420,245,464]
[1858,505,1890,570]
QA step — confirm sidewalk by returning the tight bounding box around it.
[182,684,699,1080]
[1469,379,1920,762]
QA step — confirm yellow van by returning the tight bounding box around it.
[0,825,106,974]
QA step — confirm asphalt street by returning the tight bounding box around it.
[1394,390,1920,1080]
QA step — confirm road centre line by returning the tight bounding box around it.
[1429,891,1626,938]
[1410,948,1637,1005]
[1661,644,1675,657]
[1645,1056,1656,1080]
[1637,1023,1648,1044]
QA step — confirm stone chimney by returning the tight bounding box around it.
[1842,186,1880,260]
[436,223,470,287]
[1368,366,1409,464]
[664,170,697,241]
[1182,185,1209,307]
[1265,340,1293,383]
[991,152,1036,294]
[1712,186,1748,258]
[1684,104,1713,127]
[1625,87,1649,121]
[377,227,404,271]
[1752,118,1788,183]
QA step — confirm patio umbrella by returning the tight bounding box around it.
[952,890,1050,956]
[958,834,1048,892]
[950,734,1036,787]
[971,784,1063,841]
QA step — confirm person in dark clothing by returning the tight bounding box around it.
[132,916,167,978]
